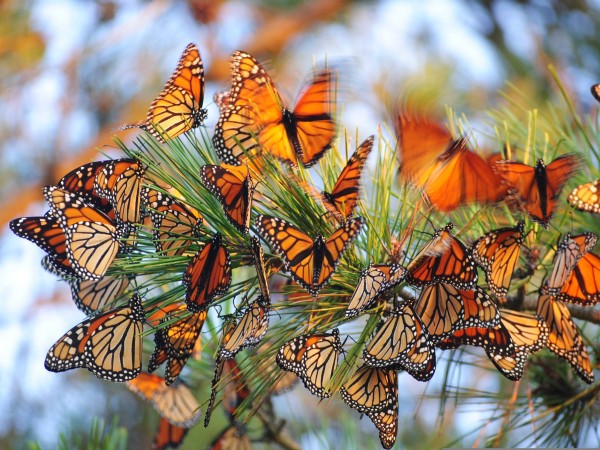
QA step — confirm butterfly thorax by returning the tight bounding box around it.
[312,235,326,284]
[534,159,548,216]
[281,108,303,158]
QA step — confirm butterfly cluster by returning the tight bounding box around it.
[10,42,599,450]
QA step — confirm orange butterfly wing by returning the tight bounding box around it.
[569,179,600,214]
[557,251,600,305]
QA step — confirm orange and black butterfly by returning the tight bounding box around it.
[363,303,434,372]
[537,294,593,383]
[256,214,363,296]
[555,250,600,306]
[45,294,144,382]
[200,164,255,234]
[10,215,77,277]
[148,309,207,385]
[413,284,500,344]
[422,142,507,212]
[69,275,131,314]
[345,263,407,318]
[126,372,202,427]
[213,50,337,168]
[209,424,252,450]
[406,223,477,289]
[569,179,600,214]
[436,318,515,357]
[321,136,374,221]
[276,329,342,398]
[56,161,115,217]
[485,309,548,381]
[142,188,203,257]
[591,83,600,103]
[542,233,597,296]
[495,154,580,227]
[251,237,271,301]
[123,43,207,142]
[182,233,231,312]
[340,363,397,414]
[152,418,189,450]
[43,186,123,280]
[471,221,525,302]
[219,296,270,360]
[395,111,463,186]
[94,158,145,232]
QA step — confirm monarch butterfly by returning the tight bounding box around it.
[568,179,600,214]
[213,50,337,168]
[152,418,189,450]
[10,215,77,277]
[126,372,202,427]
[406,223,477,289]
[182,233,232,312]
[413,284,500,344]
[345,263,407,318]
[45,294,144,382]
[69,275,130,314]
[56,160,114,217]
[143,188,203,257]
[148,309,207,385]
[256,214,364,296]
[395,111,464,186]
[94,158,145,231]
[591,83,600,103]
[423,142,507,212]
[363,303,434,369]
[555,250,600,306]
[436,319,515,357]
[340,363,397,414]
[123,43,207,142]
[471,221,525,302]
[543,233,597,295]
[251,237,271,301]
[276,328,342,398]
[365,396,398,449]
[209,424,252,450]
[321,136,374,221]
[485,309,549,381]
[536,295,593,383]
[205,356,251,427]
[199,164,255,234]
[495,154,580,227]
[43,186,122,280]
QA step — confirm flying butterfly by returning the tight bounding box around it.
[43,186,122,280]
[485,309,549,381]
[148,308,207,385]
[199,164,255,234]
[256,214,363,296]
[94,158,146,231]
[413,284,500,345]
[126,372,202,427]
[122,43,207,142]
[10,215,76,277]
[69,275,130,314]
[320,136,374,221]
[537,294,593,383]
[340,363,397,414]
[276,329,342,398]
[471,221,525,302]
[363,303,434,371]
[495,154,580,227]
[213,50,337,168]
[142,188,203,257]
[345,263,407,318]
[423,141,507,212]
[406,223,477,289]
[182,233,231,312]
[45,294,144,382]
[542,233,597,296]
[395,111,464,186]
[555,250,600,306]
[568,179,600,214]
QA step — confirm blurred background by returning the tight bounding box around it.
[1,0,600,449]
